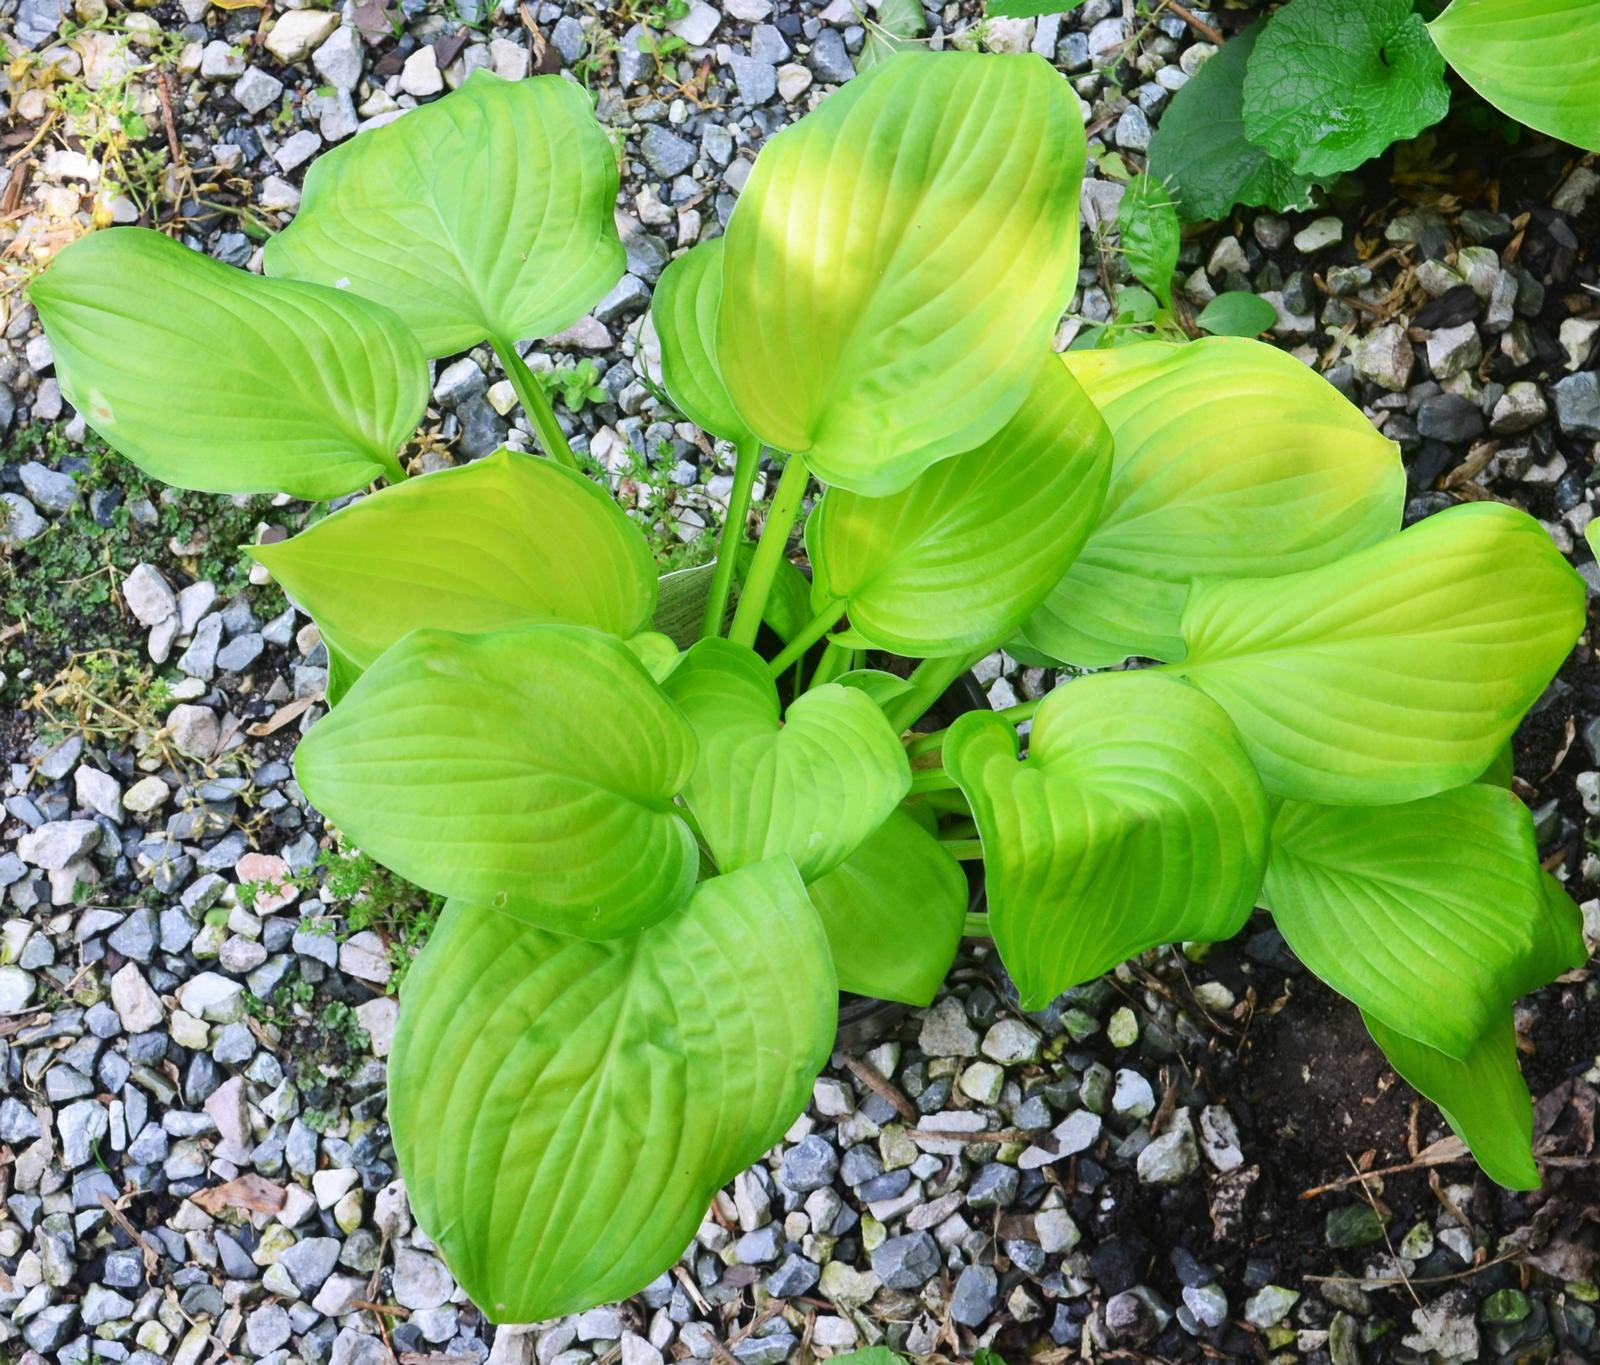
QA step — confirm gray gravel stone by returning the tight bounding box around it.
[280,1236,343,1294]
[235,65,286,115]
[870,1231,940,1289]
[809,28,854,83]
[950,1264,998,1325]
[640,125,696,178]
[727,54,777,105]
[2,492,47,544]
[19,461,78,512]
[779,1134,838,1193]
[1552,370,1600,437]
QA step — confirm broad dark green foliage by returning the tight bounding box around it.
[1152,0,1599,221]
[30,52,1588,1323]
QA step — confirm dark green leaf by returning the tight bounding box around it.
[1147,23,1326,221]
[1118,174,1181,309]
[1242,0,1451,178]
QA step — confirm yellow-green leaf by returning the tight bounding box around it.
[945,672,1268,1009]
[808,351,1111,656]
[253,450,655,673]
[1429,0,1600,153]
[28,228,425,499]
[1172,503,1584,804]
[264,71,623,357]
[1020,339,1403,667]
[717,49,1086,494]
[390,858,835,1321]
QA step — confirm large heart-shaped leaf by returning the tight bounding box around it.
[1428,0,1600,153]
[1019,339,1403,667]
[651,239,756,446]
[806,810,967,1005]
[662,638,910,880]
[28,228,425,499]
[390,857,836,1322]
[716,49,1086,495]
[1147,22,1326,221]
[1171,502,1585,805]
[944,671,1269,1009]
[253,451,655,673]
[296,625,698,939]
[1242,0,1451,178]
[1363,1012,1538,1191]
[264,71,623,357]
[808,351,1111,656]
[1262,786,1586,1058]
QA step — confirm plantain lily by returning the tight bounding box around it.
[30,54,1587,1324]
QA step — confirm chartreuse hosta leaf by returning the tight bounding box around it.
[1019,339,1403,667]
[390,857,836,1322]
[253,450,655,676]
[1361,874,1585,1190]
[1242,0,1451,179]
[296,625,698,939]
[28,228,425,500]
[663,639,910,880]
[808,352,1112,656]
[264,71,623,357]
[806,811,967,1005]
[651,239,755,446]
[945,672,1269,1009]
[716,50,1086,495]
[1262,787,1587,1060]
[1428,1,1600,153]
[1364,1013,1538,1190]
[1172,503,1584,804]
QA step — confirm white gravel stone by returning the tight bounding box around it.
[122,563,177,626]
[265,8,339,63]
[176,971,244,1023]
[355,996,399,1057]
[74,765,122,819]
[110,963,165,1032]
[18,819,100,870]
[401,46,444,97]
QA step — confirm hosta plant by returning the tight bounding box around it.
[31,53,1590,1324]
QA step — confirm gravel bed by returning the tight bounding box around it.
[2,0,1599,1362]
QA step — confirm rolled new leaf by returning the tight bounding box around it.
[264,71,623,357]
[716,49,1087,495]
[945,671,1269,1009]
[1262,788,1587,1059]
[1428,0,1600,153]
[1019,338,1403,668]
[808,351,1112,657]
[389,857,837,1321]
[253,450,656,680]
[295,624,698,939]
[28,228,426,499]
[662,638,910,881]
[1171,502,1585,805]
